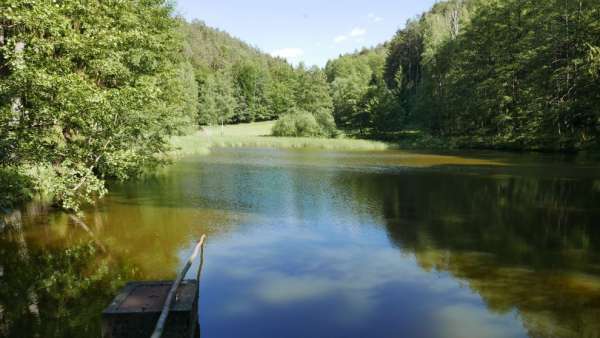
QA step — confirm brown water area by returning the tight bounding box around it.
[1,148,600,337]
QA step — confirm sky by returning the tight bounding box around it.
[174,0,438,67]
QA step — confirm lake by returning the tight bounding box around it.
[2,147,600,338]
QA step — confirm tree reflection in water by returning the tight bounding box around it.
[356,172,600,337]
[0,208,136,338]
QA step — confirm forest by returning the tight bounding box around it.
[1,0,599,211]
[327,0,600,151]
[182,21,336,137]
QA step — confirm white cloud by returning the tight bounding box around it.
[350,27,367,37]
[334,35,348,43]
[434,304,525,338]
[269,48,304,60]
[333,27,367,44]
[255,273,337,304]
[368,13,384,23]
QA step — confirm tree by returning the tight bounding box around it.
[290,64,337,136]
[272,109,322,137]
[0,0,195,210]
[325,46,391,135]
[441,0,600,149]
[267,61,297,118]
[294,65,333,112]
[232,61,272,122]
[328,0,599,150]
[197,71,238,125]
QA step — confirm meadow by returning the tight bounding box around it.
[169,121,391,157]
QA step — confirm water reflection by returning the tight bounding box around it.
[196,149,600,338]
[1,148,599,337]
[0,209,135,337]
[371,172,600,337]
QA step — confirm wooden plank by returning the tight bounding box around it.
[151,236,205,338]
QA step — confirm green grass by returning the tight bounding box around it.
[169,121,391,157]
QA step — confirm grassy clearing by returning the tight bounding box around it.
[169,121,391,157]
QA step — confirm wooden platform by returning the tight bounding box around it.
[102,280,199,338]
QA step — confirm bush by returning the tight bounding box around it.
[271,114,299,136]
[313,108,338,137]
[0,167,32,210]
[272,109,337,137]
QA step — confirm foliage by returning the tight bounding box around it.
[436,0,600,150]
[272,109,327,137]
[325,47,400,136]
[328,0,600,151]
[0,167,31,209]
[588,44,600,79]
[0,0,196,210]
[197,70,238,125]
[182,21,337,135]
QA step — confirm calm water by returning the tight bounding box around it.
[2,148,600,338]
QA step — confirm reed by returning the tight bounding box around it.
[169,121,391,157]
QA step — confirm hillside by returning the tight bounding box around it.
[180,20,334,132]
[326,0,600,151]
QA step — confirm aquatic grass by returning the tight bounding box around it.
[205,135,391,151]
[168,135,212,157]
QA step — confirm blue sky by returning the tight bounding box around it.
[174,0,437,67]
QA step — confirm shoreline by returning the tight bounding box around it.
[169,121,392,157]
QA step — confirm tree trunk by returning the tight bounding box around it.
[11,42,25,119]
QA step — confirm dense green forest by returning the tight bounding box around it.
[181,20,336,136]
[1,0,599,210]
[325,46,400,135]
[178,0,600,152]
[327,0,600,151]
